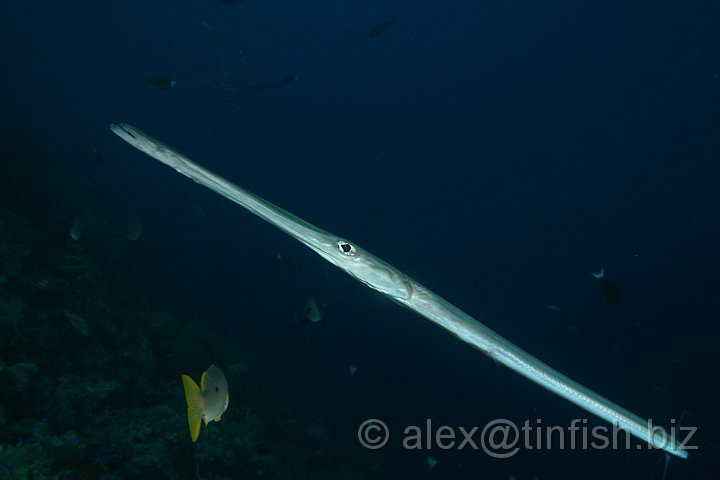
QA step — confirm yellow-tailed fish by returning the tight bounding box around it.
[180,364,229,442]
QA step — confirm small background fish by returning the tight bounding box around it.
[367,18,396,39]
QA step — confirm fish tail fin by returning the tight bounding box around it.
[181,374,203,442]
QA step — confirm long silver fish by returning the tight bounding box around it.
[110,123,688,458]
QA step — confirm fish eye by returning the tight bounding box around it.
[337,241,356,256]
[215,387,219,392]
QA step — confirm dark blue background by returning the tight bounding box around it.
[2,0,718,478]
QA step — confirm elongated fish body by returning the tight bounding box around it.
[111,123,688,458]
[181,365,229,442]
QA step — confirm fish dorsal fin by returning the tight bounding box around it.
[181,374,203,442]
[200,370,208,392]
[200,364,216,392]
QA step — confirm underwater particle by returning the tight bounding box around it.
[180,365,229,442]
[92,148,104,165]
[348,365,358,376]
[368,18,396,39]
[275,252,294,265]
[125,216,143,241]
[302,298,324,324]
[146,74,176,91]
[590,267,619,305]
[280,74,296,85]
[263,74,298,90]
[426,455,437,469]
[68,217,82,241]
[63,310,92,336]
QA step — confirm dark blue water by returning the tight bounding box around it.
[1,1,718,479]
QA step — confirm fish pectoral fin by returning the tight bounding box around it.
[214,416,222,422]
[181,374,203,442]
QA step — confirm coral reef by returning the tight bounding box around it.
[0,204,372,479]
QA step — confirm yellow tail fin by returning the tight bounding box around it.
[181,374,203,442]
